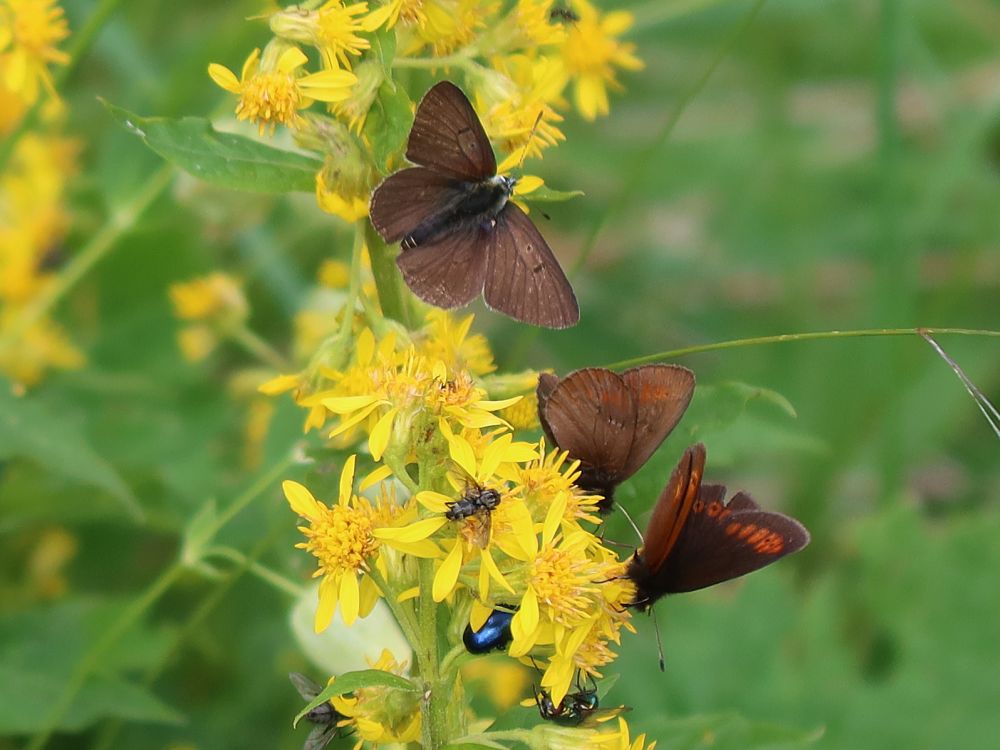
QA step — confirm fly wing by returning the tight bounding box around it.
[396,224,488,309]
[483,203,579,329]
[540,368,636,481]
[304,724,340,750]
[289,672,321,701]
[618,365,696,479]
[406,81,496,180]
[653,486,810,593]
[369,167,463,244]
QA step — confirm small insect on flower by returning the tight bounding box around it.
[369,80,579,329]
[626,443,810,611]
[289,672,349,750]
[463,607,515,654]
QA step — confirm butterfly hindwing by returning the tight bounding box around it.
[483,203,580,328]
[396,224,488,309]
[406,81,496,180]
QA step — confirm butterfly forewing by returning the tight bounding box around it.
[619,365,695,479]
[369,167,465,244]
[406,81,496,180]
[396,224,488,309]
[654,486,810,593]
[540,368,637,480]
[483,203,580,328]
[639,443,705,573]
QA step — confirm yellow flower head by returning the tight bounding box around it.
[0,0,70,104]
[208,45,357,135]
[416,310,496,377]
[559,0,642,120]
[0,308,83,386]
[285,456,438,631]
[331,649,422,746]
[418,0,497,57]
[364,0,428,31]
[169,272,248,323]
[514,442,602,525]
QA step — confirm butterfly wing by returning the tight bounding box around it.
[653,485,810,594]
[407,81,496,180]
[369,167,464,244]
[540,368,637,481]
[536,372,560,447]
[396,224,488,309]
[638,443,706,574]
[482,203,579,329]
[618,365,696,480]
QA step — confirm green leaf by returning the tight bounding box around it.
[684,380,798,434]
[292,669,418,727]
[0,383,139,520]
[180,498,218,566]
[364,83,413,173]
[520,185,584,203]
[371,28,396,78]
[104,101,322,193]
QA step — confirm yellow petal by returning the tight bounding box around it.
[368,407,398,461]
[339,571,360,625]
[433,542,464,602]
[283,480,322,520]
[362,3,393,30]
[514,175,544,195]
[481,548,515,594]
[208,63,240,93]
[442,421,477,478]
[542,493,566,545]
[339,455,357,505]
[477,558,490,601]
[470,598,492,631]
[357,327,375,365]
[415,491,452,512]
[323,394,378,413]
[257,372,299,395]
[360,464,393,492]
[298,69,359,102]
[479,432,511,481]
[397,586,420,602]
[315,575,338,632]
[373,516,448,543]
[476,396,523,410]
[328,401,381,439]
[276,45,309,74]
[240,48,261,80]
[387,539,441,558]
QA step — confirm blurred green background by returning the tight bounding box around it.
[2,0,999,748]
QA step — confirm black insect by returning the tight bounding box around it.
[535,687,599,725]
[549,4,579,23]
[445,484,502,520]
[369,81,579,329]
[289,672,347,750]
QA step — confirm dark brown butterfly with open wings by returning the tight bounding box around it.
[627,443,810,609]
[536,365,696,513]
[369,81,580,329]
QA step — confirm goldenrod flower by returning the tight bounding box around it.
[169,272,248,323]
[0,309,82,386]
[416,310,495,377]
[614,716,657,750]
[331,649,422,748]
[285,456,438,631]
[559,0,642,121]
[419,0,495,57]
[513,442,602,526]
[208,45,357,135]
[363,0,428,31]
[316,0,372,69]
[0,0,69,104]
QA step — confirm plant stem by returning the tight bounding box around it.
[0,164,174,354]
[366,563,421,650]
[417,557,448,749]
[0,0,126,171]
[365,219,412,327]
[204,546,307,598]
[603,327,1000,370]
[394,52,474,70]
[230,325,291,371]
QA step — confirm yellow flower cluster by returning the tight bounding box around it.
[271,310,654,746]
[209,0,641,221]
[0,1,81,387]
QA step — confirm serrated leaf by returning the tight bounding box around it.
[364,83,412,173]
[293,669,418,727]
[520,185,584,203]
[104,101,322,193]
[0,383,139,519]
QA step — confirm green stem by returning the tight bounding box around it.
[627,0,738,33]
[393,52,475,70]
[203,546,307,597]
[603,327,1000,370]
[365,563,421,655]
[339,221,366,340]
[0,0,126,171]
[417,557,448,749]
[24,563,185,750]
[229,325,291,371]
[365,219,412,326]
[0,165,174,354]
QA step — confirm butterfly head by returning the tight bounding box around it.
[490,174,518,197]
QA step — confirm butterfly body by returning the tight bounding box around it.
[401,175,515,250]
[627,444,810,611]
[370,81,579,329]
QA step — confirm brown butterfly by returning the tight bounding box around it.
[536,365,696,512]
[627,443,810,609]
[369,81,580,329]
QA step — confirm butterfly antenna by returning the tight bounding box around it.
[615,502,645,546]
[648,606,666,672]
[921,330,1000,441]
[515,109,545,172]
